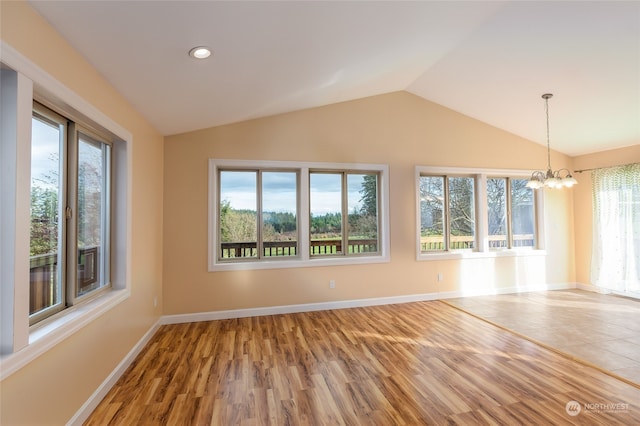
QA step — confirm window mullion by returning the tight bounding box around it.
[256,170,263,259]
[66,123,79,307]
[299,168,309,260]
[102,144,111,285]
[341,172,348,256]
[444,176,450,251]
[376,172,382,252]
[506,178,513,249]
[476,174,488,252]
[216,168,222,261]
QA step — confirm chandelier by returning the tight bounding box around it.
[526,94,577,189]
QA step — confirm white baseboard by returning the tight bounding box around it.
[67,319,162,426]
[431,282,576,300]
[575,282,608,293]
[160,292,442,325]
[160,282,577,325]
[576,282,640,299]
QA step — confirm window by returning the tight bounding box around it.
[419,175,475,252]
[219,169,299,260]
[29,103,112,324]
[591,163,640,294]
[416,166,542,260]
[1,55,129,376]
[210,160,389,271]
[487,177,536,249]
[310,171,380,256]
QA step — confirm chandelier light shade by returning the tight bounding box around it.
[526,94,578,189]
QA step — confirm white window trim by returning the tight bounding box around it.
[0,41,132,380]
[209,159,390,271]
[415,165,546,262]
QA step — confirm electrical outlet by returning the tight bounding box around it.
[153,296,158,307]
[329,279,336,289]
[437,273,443,282]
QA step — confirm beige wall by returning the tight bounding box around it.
[572,144,640,285]
[164,91,576,315]
[1,2,164,424]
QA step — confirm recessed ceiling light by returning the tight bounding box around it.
[189,46,212,59]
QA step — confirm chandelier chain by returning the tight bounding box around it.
[545,95,551,171]
[526,93,577,189]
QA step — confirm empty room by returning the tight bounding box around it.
[1,1,639,425]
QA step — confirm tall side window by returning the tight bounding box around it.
[419,175,475,252]
[218,169,299,260]
[30,103,112,324]
[309,171,380,257]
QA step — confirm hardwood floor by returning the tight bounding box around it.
[85,301,640,425]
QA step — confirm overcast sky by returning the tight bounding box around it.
[220,171,367,215]
[32,116,370,217]
[31,117,60,189]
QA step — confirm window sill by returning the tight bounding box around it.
[417,249,547,262]
[0,288,130,381]
[210,253,390,272]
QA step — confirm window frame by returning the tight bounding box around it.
[29,104,114,326]
[68,125,113,301]
[1,43,131,380]
[209,159,390,271]
[486,175,538,250]
[217,167,301,262]
[309,169,382,258]
[418,174,478,253]
[29,104,68,323]
[415,166,545,261]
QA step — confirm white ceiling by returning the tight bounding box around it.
[28,1,640,156]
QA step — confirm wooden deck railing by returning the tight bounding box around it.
[421,236,475,251]
[30,252,58,314]
[420,234,534,251]
[29,246,99,314]
[221,239,379,258]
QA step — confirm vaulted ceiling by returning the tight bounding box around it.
[28,1,640,156]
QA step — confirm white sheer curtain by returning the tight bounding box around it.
[591,163,640,293]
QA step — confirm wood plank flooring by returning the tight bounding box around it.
[85,301,640,425]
